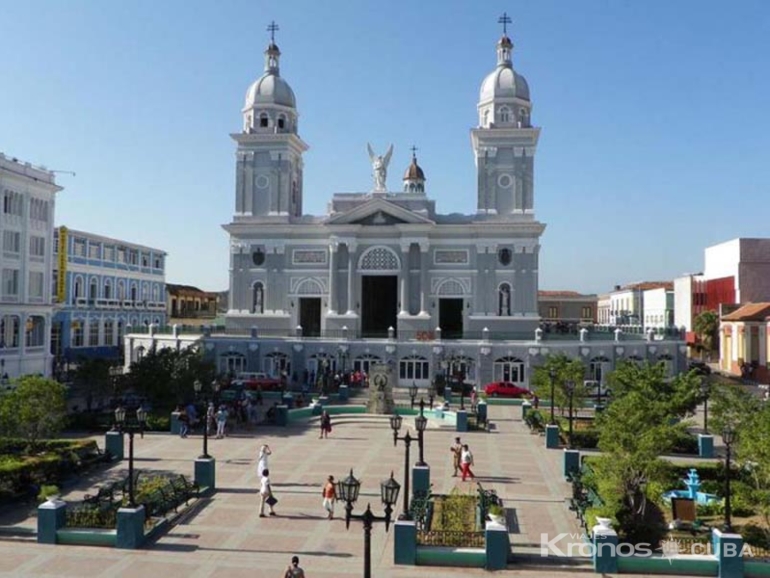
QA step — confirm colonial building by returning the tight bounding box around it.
[166,284,218,320]
[0,153,61,378]
[719,302,770,382]
[144,23,686,389]
[52,227,166,369]
[538,290,597,332]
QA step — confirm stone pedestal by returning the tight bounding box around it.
[367,363,395,414]
[394,520,417,565]
[275,405,288,426]
[485,522,510,570]
[170,411,181,435]
[105,431,124,461]
[194,457,216,491]
[699,434,715,459]
[338,384,349,401]
[545,424,560,449]
[563,449,580,479]
[456,410,468,432]
[592,525,619,574]
[116,506,146,549]
[412,464,430,497]
[37,498,66,544]
[521,401,532,420]
[712,528,744,578]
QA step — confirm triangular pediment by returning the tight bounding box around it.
[326,197,434,226]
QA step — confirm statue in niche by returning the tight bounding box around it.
[367,143,393,191]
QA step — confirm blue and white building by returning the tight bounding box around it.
[0,153,61,379]
[53,227,167,368]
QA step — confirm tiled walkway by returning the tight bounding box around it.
[0,405,698,577]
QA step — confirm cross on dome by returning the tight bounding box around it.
[498,12,512,35]
[267,21,279,43]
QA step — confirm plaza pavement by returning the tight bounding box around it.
[0,404,701,577]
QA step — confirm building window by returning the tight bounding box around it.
[30,198,49,222]
[0,315,20,348]
[277,115,286,130]
[88,243,101,259]
[219,352,247,374]
[29,271,44,299]
[104,246,115,261]
[2,268,19,298]
[117,248,126,263]
[253,282,265,314]
[498,284,512,316]
[3,230,20,255]
[581,306,592,320]
[89,278,98,301]
[399,356,429,381]
[154,256,162,269]
[104,319,114,346]
[141,253,149,267]
[498,106,511,123]
[117,321,124,345]
[3,190,23,216]
[87,321,99,347]
[548,306,559,319]
[30,236,45,257]
[493,356,525,384]
[72,321,84,347]
[74,277,83,299]
[259,113,269,128]
[498,248,512,266]
[25,316,44,347]
[353,354,381,375]
[130,285,138,302]
[104,279,112,300]
[73,239,86,257]
[589,357,610,384]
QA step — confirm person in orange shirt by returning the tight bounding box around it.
[322,475,337,520]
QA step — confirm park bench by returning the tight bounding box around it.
[169,474,199,503]
[568,465,604,531]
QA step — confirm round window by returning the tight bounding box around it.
[252,250,265,266]
[498,248,512,266]
[256,175,270,189]
[497,174,512,188]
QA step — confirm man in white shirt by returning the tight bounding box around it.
[259,468,276,517]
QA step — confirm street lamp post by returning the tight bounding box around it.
[193,379,210,459]
[428,380,436,409]
[389,414,413,520]
[722,424,737,533]
[415,398,428,467]
[408,381,418,409]
[113,404,147,508]
[701,381,710,434]
[565,380,575,449]
[548,367,556,425]
[337,469,401,578]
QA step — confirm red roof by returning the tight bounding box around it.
[721,302,770,322]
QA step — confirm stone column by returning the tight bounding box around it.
[400,242,410,315]
[346,242,357,315]
[328,242,338,314]
[419,242,429,315]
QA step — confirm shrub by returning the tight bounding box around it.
[742,524,770,549]
[569,430,599,449]
[37,484,60,503]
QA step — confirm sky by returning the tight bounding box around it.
[1,0,769,294]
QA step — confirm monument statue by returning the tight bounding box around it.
[367,362,395,414]
[367,143,394,191]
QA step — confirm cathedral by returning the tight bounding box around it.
[193,23,684,388]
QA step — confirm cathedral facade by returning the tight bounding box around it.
[196,27,685,388]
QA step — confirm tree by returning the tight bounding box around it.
[71,357,114,410]
[735,403,770,542]
[0,376,67,451]
[530,353,588,416]
[693,310,719,360]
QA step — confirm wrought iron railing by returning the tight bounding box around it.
[417,529,485,548]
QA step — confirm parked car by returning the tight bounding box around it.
[234,372,282,391]
[483,381,531,398]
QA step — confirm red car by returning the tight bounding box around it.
[484,381,531,398]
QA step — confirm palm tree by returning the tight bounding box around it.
[693,310,719,360]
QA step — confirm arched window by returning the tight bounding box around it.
[483,109,490,127]
[130,284,138,302]
[499,106,511,123]
[89,278,98,301]
[354,354,381,375]
[493,356,525,383]
[0,315,20,348]
[589,356,610,384]
[104,279,112,300]
[117,280,125,301]
[498,283,511,316]
[264,351,290,377]
[259,113,269,128]
[399,355,429,384]
[277,114,286,130]
[74,277,83,300]
[253,282,265,314]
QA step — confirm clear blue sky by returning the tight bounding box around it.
[2,1,769,294]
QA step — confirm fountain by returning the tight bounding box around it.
[662,468,720,505]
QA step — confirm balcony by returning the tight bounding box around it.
[122,300,134,309]
[75,297,88,308]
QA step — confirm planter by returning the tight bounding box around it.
[595,517,613,530]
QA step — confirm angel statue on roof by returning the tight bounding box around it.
[367,143,393,191]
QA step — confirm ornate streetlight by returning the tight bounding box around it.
[548,367,557,425]
[389,414,413,520]
[113,404,147,508]
[408,381,418,409]
[337,469,401,578]
[701,380,711,434]
[427,380,436,409]
[565,380,575,449]
[415,398,428,467]
[722,424,737,532]
[193,379,210,459]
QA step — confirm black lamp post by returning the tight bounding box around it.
[548,367,556,425]
[565,380,575,449]
[337,469,401,578]
[408,381,418,409]
[389,414,413,520]
[114,404,147,508]
[722,424,737,533]
[415,398,428,467]
[193,379,210,459]
[428,380,436,409]
[701,381,710,434]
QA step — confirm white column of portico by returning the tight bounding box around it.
[328,241,338,314]
[399,242,410,316]
[419,241,430,315]
[346,242,357,315]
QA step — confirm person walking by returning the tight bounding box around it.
[206,402,215,435]
[319,410,332,439]
[259,468,276,517]
[215,405,228,439]
[178,407,189,438]
[461,444,476,481]
[322,475,337,520]
[257,444,271,476]
[450,437,462,477]
[284,555,305,577]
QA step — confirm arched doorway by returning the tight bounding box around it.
[359,247,400,338]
